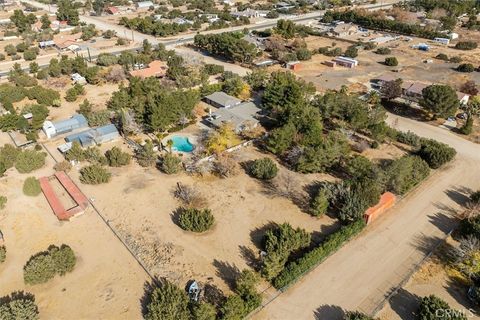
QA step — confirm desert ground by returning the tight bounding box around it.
[0,132,150,319]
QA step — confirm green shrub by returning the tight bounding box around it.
[53,161,72,172]
[435,53,448,61]
[455,41,478,50]
[344,45,358,58]
[23,49,37,61]
[96,53,118,66]
[0,246,6,263]
[178,207,214,232]
[375,47,391,55]
[310,189,329,217]
[262,223,311,280]
[471,191,480,203]
[460,115,473,135]
[203,64,224,75]
[456,63,475,72]
[23,245,76,285]
[384,155,430,195]
[161,153,182,174]
[417,139,456,169]
[145,280,191,320]
[65,141,85,162]
[23,177,41,197]
[384,57,398,66]
[86,110,110,127]
[449,56,462,63]
[80,165,111,184]
[105,147,131,167]
[344,311,374,320]
[136,141,157,167]
[15,150,46,173]
[0,196,6,209]
[0,291,39,320]
[250,158,278,180]
[273,220,365,289]
[417,295,467,320]
[83,147,107,165]
[395,130,421,147]
[0,144,20,169]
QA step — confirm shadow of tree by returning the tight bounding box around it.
[239,245,262,271]
[427,211,458,234]
[388,288,420,320]
[249,221,279,250]
[212,259,240,290]
[203,282,226,308]
[445,186,473,207]
[313,304,345,320]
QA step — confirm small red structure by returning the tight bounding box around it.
[105,6,119,14]
[286,61,301,71]
[40,172,89,221]
[364,192,396,225]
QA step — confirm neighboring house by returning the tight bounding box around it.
[105,6,119,15]
[371,74,397,89]
[129,60,168,79]
[330,23,358,37]
[332,56,358,68]
[135,1,153,9]
[231,9,268,18]
[172,17,194,25]
[404,82,429,101]
[204,92,242,109]
[242,34,266,50]
[43,114,88,139]
[275,2,295,10]
[65,124,119,147]
[202,14,219,23]
[53,33,81,50]
[39,40,55,49]
[205,102,261,133]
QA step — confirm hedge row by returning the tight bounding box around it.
[273,219,366,289]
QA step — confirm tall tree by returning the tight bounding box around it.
[56,0,80,25]
[420,84,459,118]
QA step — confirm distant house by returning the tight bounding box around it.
[404,82,429,101]
[129,60,168,79]
[205,102,261,133]
[231,9,268,18]
[42,114,88,139]
[135,1,153,9]
[202,14,219,23]
[332,56,358,68]
[65,124,120,147]
[275,2,295,10]
[105,6,119,15]
[53,33,81,50]
[172,17,194,25]
[39,40,55,49]
[330,23,358,37]
[204,92,242,109]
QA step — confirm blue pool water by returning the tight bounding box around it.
[171,136,194,152]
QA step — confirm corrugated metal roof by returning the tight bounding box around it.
[53,114,88,133]
[204,92,242,108]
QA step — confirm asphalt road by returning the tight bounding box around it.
[252,114,480,320]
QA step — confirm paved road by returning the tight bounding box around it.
[253,114,480,320]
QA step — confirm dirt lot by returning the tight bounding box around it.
[288,34,480,92]
[378,239,475,320]
[50,143,340,294]
[0,134,149,319]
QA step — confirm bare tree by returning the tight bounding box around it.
[172,182,207,208]
[214,154,239,178]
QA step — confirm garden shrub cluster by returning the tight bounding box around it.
[0,291,39,320]
[79,164,111,184]
[273,219,366,289]
[23,244,76,285]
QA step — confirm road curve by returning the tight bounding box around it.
[253,114,480,320]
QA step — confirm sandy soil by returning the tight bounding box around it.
[252,113,480,320]
[57,144,339,294]
[0,137,149,319]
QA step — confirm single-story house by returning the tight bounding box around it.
[43,114,88,139]
[135,1,153,9]
[204,92,242,109]
[205,102,261,133]
[53,33,81,50]
[172,17,194,25]
[231,9,268,19]
[330,23,358,37]
[129,60,168,78]
[65,124,120,147]
[404,82,429,101]
[202,14,219,23]
[39,40,55,49]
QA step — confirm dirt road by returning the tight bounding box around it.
[253,114,480,320]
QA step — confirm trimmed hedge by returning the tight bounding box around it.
[273,219,366,289]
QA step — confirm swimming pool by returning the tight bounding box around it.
[170,136,194,153]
